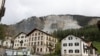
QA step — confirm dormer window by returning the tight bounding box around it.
[68,37,73,40]
[21,36,24,38]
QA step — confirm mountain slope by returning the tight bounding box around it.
[7,14,100,36]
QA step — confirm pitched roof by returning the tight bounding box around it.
[64,35,90,43]
[15,32,26,38]
[63,35,98,50]
[26,28,53,37]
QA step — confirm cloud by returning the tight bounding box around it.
[1,0,100,25]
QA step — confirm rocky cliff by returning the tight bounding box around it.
[7,14,100,36]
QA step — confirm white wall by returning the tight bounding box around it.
[3,39,11,48]
[61,35,88,56]
[14,33,28,49]
[28,30,57,54]
[61,35,81,55]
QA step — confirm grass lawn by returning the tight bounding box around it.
[93,41,100,53]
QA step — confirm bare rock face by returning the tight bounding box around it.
[43,15,81,33]
[7,14,100,36]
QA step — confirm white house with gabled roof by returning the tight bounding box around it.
[13,32,28,49]
[3,36,12,48]
[61,35,97,56]
[26,28,58,54]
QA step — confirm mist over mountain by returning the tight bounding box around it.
[7,14,100,36]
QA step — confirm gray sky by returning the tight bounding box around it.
[1,0,100,25]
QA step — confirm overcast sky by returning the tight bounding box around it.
[1,0,100,25]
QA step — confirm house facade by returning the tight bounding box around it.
[3,36,12,48]
[61,35,97,56]
[27,29,58,54]
[13,32,28,49]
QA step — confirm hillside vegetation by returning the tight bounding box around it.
[93,41,100,53]
[0,24,7,39]
[52,25,100,54]
[52,25,100,42]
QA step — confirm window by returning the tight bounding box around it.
[63,43,67,46]
[41,36,43,40]
[38,37,40,40]
[38,42,39,46]
[75,43,79,46]
[69,50,73,53]
[41,41,43,45]
[75,49,79,53]
[38,33,40,35]
[35,37,37,40]
[68,37,73,40]
[69,43,73,46]
[47,36,48,40]
[32,37,34,41]
[40,48,42,52]
[37,48,39,52]
[41,33,43,35]
[64,50,67,54]
[25,40,26,42]
[34,42,36,45]
[15,44,16,46]
[31,42,33,46]
[35,33,37,36]
[21,36,24,38]
[49,38,51,41]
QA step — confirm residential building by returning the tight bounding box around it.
[0,0,5,20]
[3,36,12,48]
[61,35,97,56]
[27,28,58,54]
[13,32,28,49]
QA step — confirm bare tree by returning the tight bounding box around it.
[47,43,55,56]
